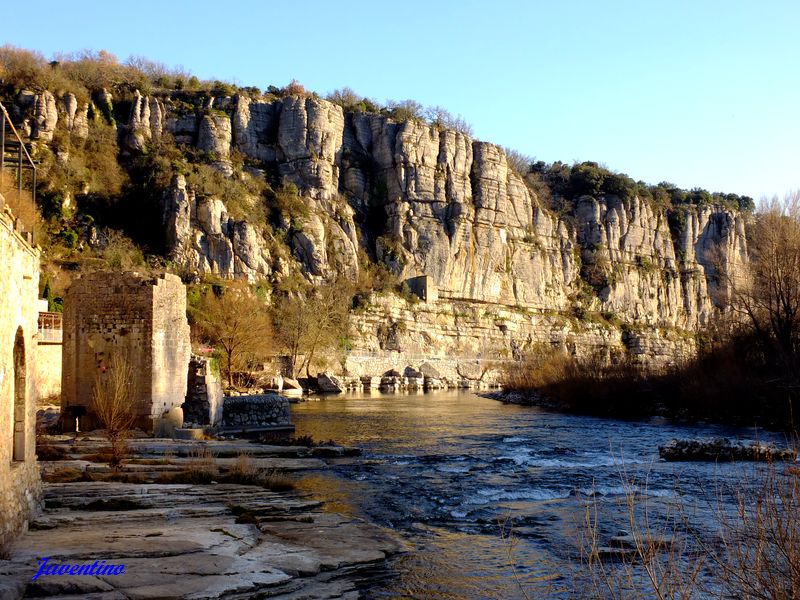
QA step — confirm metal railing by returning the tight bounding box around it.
[0,101,37,237]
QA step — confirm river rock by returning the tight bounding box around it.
[360,376,381,389]
[282,377,303,391]
[317,372,343,393]
[419,362,442,379]
[403,366,423,379]
[658,438,798,462]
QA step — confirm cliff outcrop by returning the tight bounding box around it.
[7,87,749,366]
[137,92,745,329]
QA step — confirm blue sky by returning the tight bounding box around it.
[5,0,798,200]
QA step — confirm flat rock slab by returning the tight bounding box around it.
[39,457,327,481]
[1,481,404,599]
[48,437,315,458]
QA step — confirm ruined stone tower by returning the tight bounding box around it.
[61,271,191,432]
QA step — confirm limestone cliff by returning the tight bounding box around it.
[129,92,745,331]
[7,88,750,366]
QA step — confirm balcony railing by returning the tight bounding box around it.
[38,312,62,343]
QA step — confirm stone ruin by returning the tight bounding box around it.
[60,271,191,433]
[182,355,224,428]
[404,275,438,303]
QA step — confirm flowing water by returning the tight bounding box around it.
[290,390,791,599]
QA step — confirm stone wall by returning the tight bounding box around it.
[35,342,61,401]
[0,197,42,552]
[182,355,224,427]
[221,394,291,431]
[61,272,191,432]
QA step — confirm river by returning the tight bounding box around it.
[290,390,790,599]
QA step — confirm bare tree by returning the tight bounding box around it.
[193,283,275,388]
[91,351,137,468]
[272,277,353,378]
[734,191,800,375]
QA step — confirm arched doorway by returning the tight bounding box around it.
[13,327,25,462]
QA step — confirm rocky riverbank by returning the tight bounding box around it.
[0,435,404,599]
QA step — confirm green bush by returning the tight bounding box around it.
[636,255,655,273]
[60,229,78,248]
[569,162,605,197]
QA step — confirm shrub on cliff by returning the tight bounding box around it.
[327,87,381,114]
[425,105,473,136]
[385,98,425,123]
[504,148,534,176]
[0,45,227,104]
[281,79,306,97]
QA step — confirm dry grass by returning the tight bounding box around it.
[42,467,92,483]
[0,183,39,239]
[224,451,260,484]
[151,450,295,491]
[503,336,797,427]
[78,450,115,463]
[220,452,295,491]
[708,463,800,599]
[44,446,296,492]
[566,462,800,599]
[35,435,68,461]
[578,473,704,600]
[503,351,653,417]
[154,447,219,484]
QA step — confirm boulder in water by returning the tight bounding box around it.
[317,372,343,393]
[659,438,797,462]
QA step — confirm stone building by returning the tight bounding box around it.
[0,197,42,551]
[61,272,191,433]
[405,275,438,303]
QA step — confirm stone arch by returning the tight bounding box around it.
[12,327,25,462]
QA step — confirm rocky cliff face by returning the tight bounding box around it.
[9,88,749,365]
[162,173,275,280]
[125,92,746,330]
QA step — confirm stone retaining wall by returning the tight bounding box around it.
[222,394,291,430]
